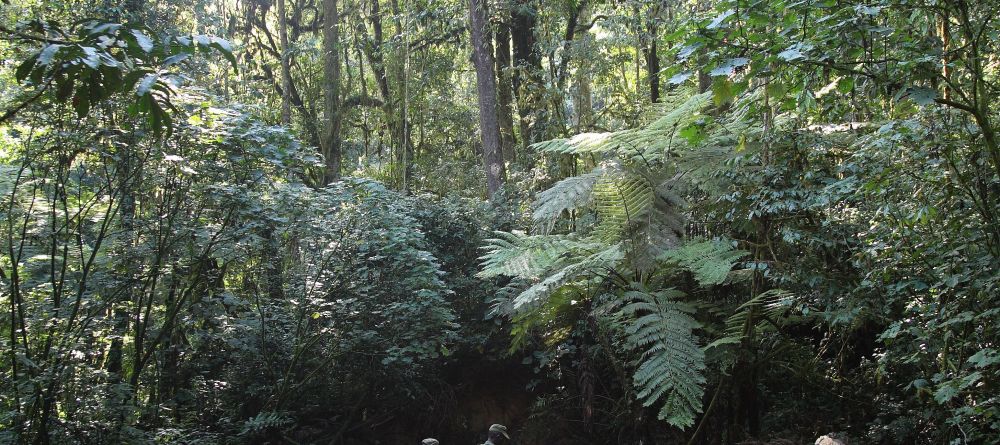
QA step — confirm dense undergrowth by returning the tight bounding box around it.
[2,0,999,444]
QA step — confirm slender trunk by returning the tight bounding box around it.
[322,0,343,184]
[552,2,583,139]
[107,142,138,380]
[278,0,292,124]
[364,0,413,188]
[496,18,516,162]
[390,0,414,191]
[469,0,505,198]
[368,0,391,109]
[511,0,542,147]
[157,280,180,417]
[573,5,594,133]
[645,34,659,103]
[262,225,284,300]
[555,3,582,93]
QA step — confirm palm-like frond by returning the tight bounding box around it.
[610,287,706,429]
[510,243,624,311]
[478,231,624,313]
[659,238,749,286]
[593,171,655,241]
[532,168,603,234]
[478,231,599,280]
[704,289,797,353]
[723,288,796,339]
[529,91,713,163]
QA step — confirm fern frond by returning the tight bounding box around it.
[530,138,572,153]
[510,243,624,311]
[624,172,687,270]
[530,92,713,163]
[723,288,796,339]
[610,287,706,429]
[592,172,655,242]
[532,168,603,234]
[659,238,749,285]
[646,91,713,133]
[478,231,624,313]
[509,283,586,351]
[478,231,600,280]
[487,278,530,320]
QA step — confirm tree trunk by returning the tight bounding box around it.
[469,0,505,198]
[278,0,292,124]
[362,0,414,189]
[389,0,415,191]
[645,34,660,103]
[322,0,343,184]
[511,0,543,148]
[573,5,594,133]
[496,15,516,162]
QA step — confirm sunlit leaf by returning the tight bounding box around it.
[709,57,749,77]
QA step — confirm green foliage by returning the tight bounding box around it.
[480,91,730,432]
[607,286,706,429]
[659,238,748,286]
[706,289,798,353]
[531,91,712,162]
[479,231,623,311]
[3,0,1000,442]
[7,19,235,136]
[531,168,602,233]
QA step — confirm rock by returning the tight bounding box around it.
[815,435,846,445]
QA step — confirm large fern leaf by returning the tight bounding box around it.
[592,171,655,241]
[723,288,796,338]
[611,287,706,429]
[529,91,713,163]
[478,232,600,280]
[625,172,687,270]
[659,238,749,285]
[479,231,624,313]
[510,243,624,311]
[704,289,797,354]
[532,168,603,234]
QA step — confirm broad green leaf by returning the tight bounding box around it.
[136,73,159,97]
[668,71,693,85]
[707,10,735,29]
[709,58,749,77]
[778,47,804,61]
[161,54,190,68]
[55,75,74,101]
[131,29,154,53]
[15,55,39,81]
[80,46,100,69]
[676,42,703,60]
[903,87,936,105]
[712,78,735,105]
[72,87,90,117]
[967,349,1000,368]
[38,44,63,66]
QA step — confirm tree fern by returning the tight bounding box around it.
[509,243,624,311]
[722,289,796,339]
[479,231,624,312]
[478,231,600,280]
[609,287,706,429]
[530,91,713,163]
[626,172,687,270]
[705,289,797,353]
[659,238,749,286]
[532,167,603,234]
[592,171,655,242]
[479,90,727,431]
